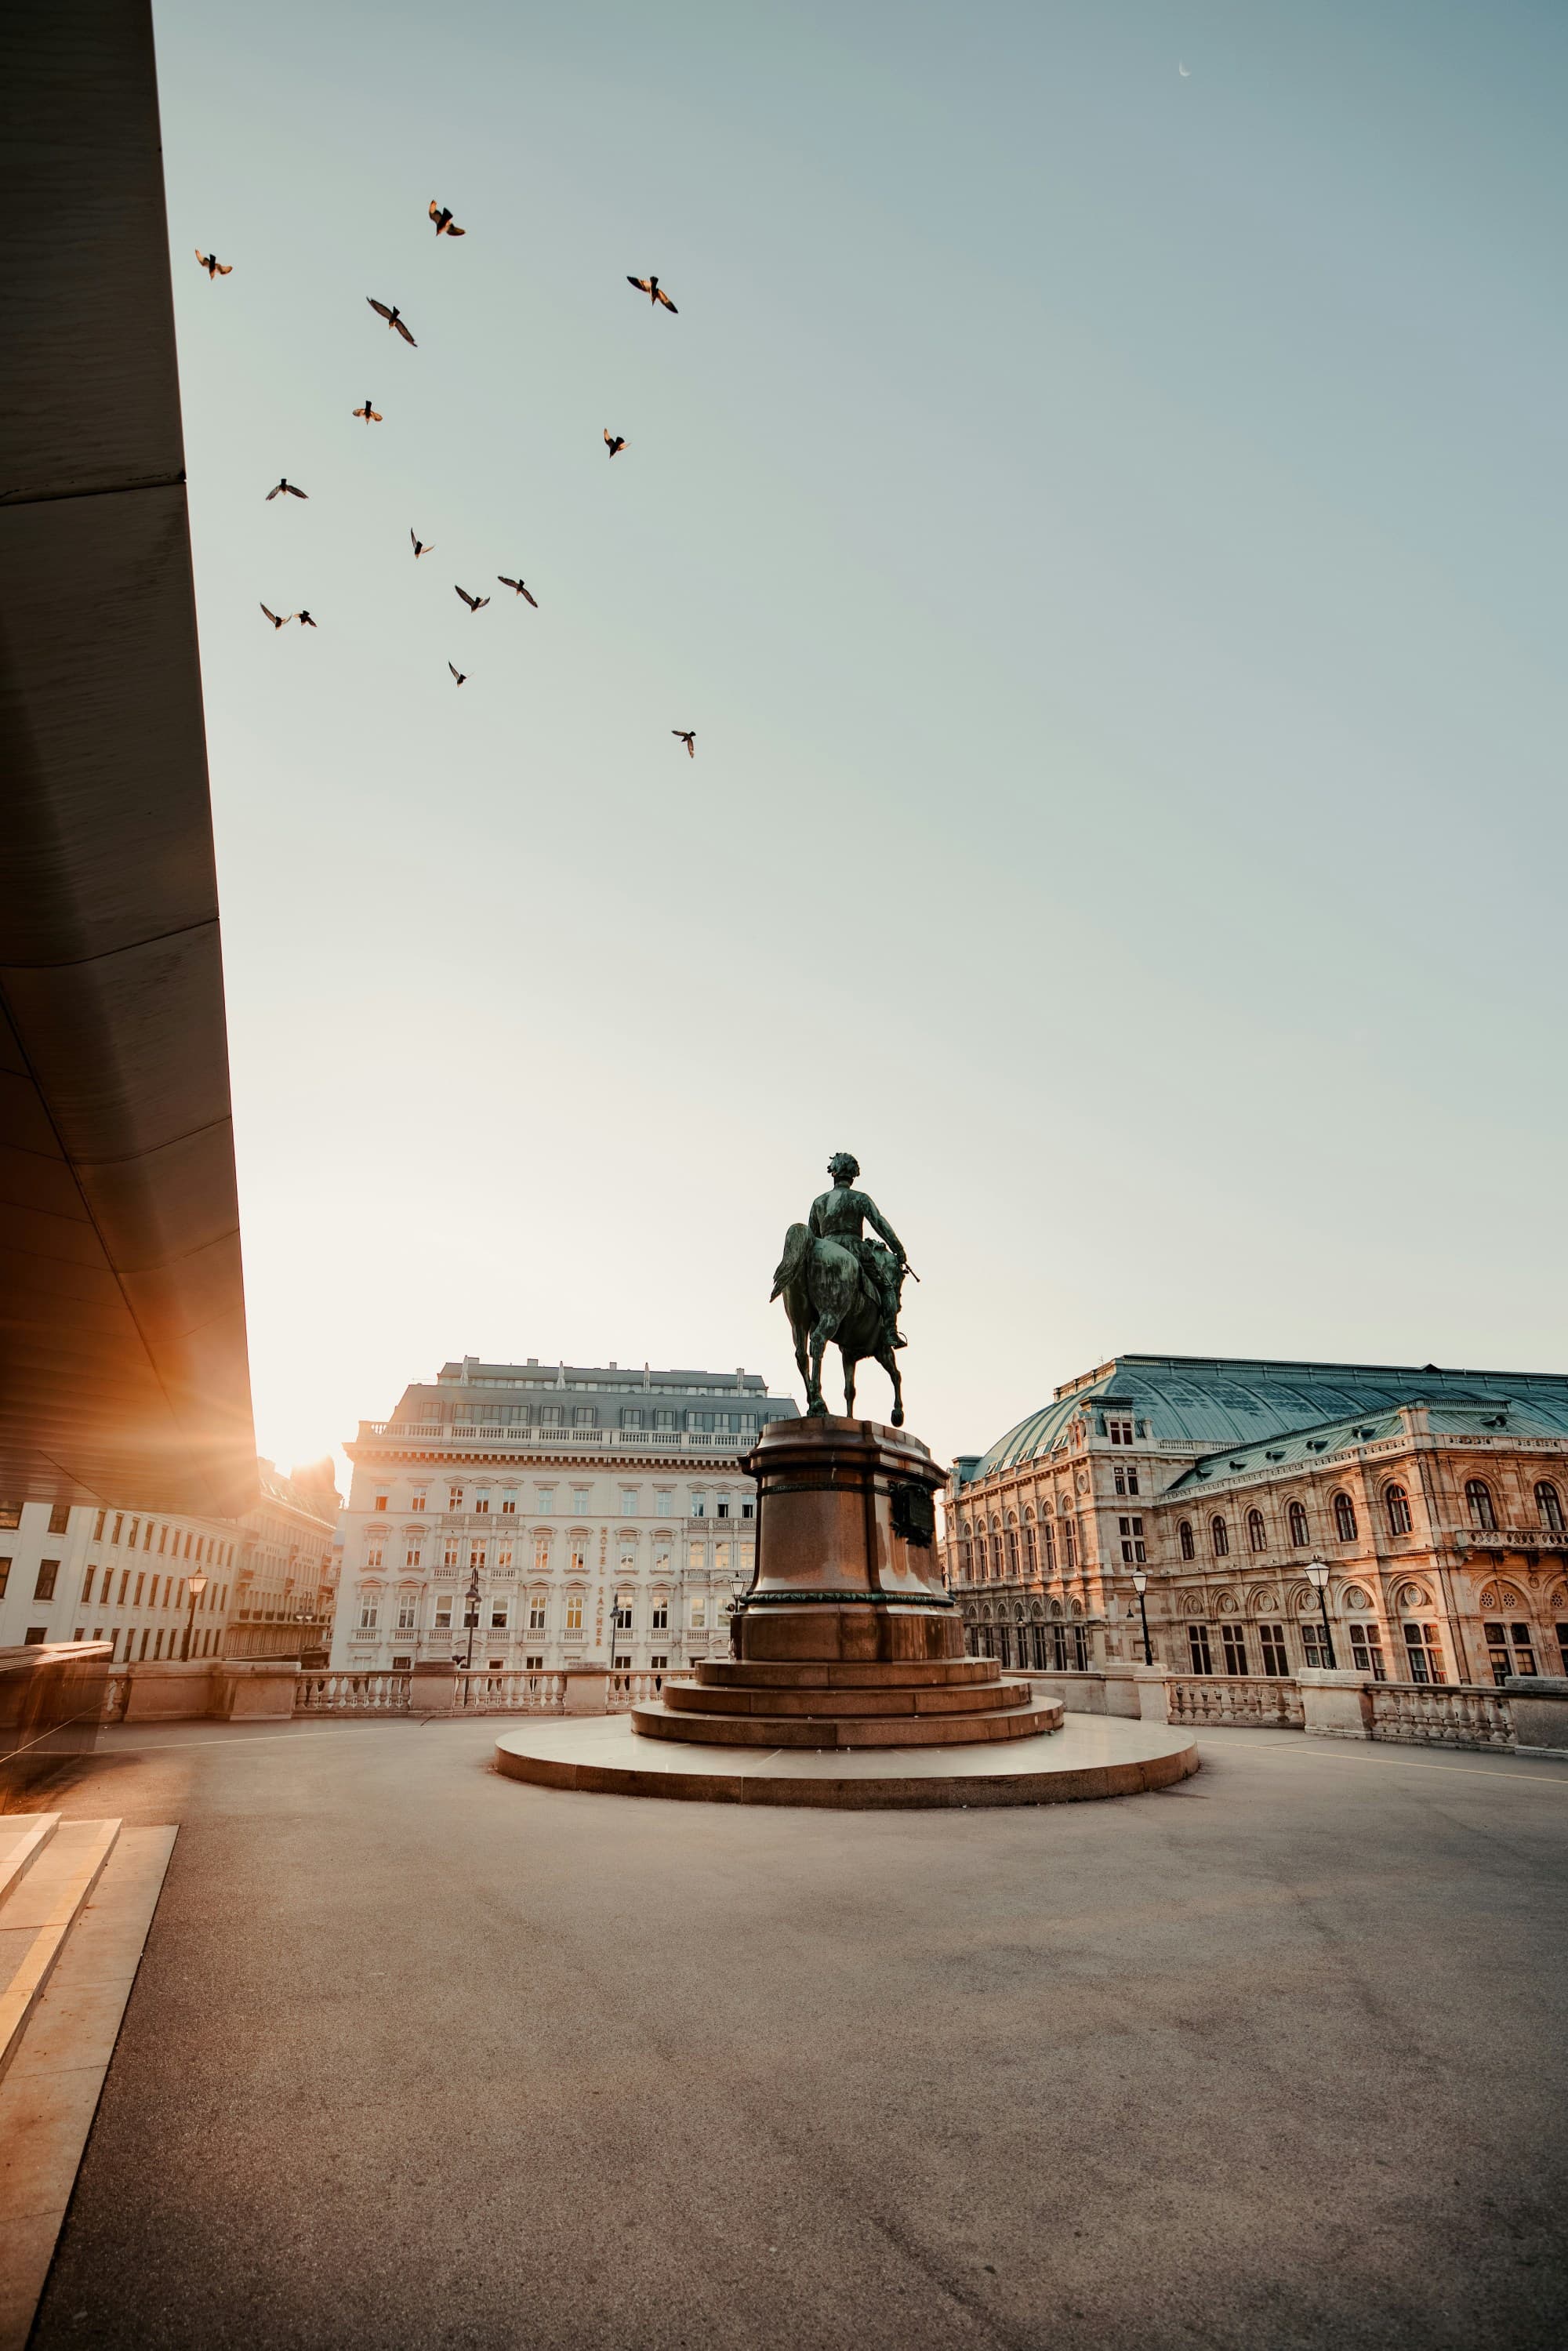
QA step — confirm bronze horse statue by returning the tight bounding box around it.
[771,1225,906,1426]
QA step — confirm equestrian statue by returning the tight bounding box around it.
[771,1153,914,1425]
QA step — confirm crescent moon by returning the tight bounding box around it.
[1178,61,1190,75]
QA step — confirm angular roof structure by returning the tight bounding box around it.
[976,1354,1568,1475]
[0,5,256,1515]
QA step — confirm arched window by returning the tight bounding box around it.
[1287,1500,1309,1547]
[1041,1519,1056,1573]
[1024,1520,1036,1573]
[990,1532,1004,1578]
[1536,1481,1564,1533]
[1385,1484,1412,1536]
[1332,1491,1356,1543]
[1465,1479,1496,1531]
[1210,1515,1229,1558]
[1004,1520,1018,1573]
[1178,1519,1196,1562]
[1247,1509,1267,1553]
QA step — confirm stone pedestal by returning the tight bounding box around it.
[1132,1664,1172,1725]
[410,1662,457,1714]
[120,1660,216,1722]
[1505,1674,1568,1759]
[563,1667,610,1716]
[631,1416,1060,1752]
[1298,1667,1374,1740]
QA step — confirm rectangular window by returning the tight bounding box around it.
[366,1542,384,1569]
[1186,1623,1214,1674]
[620,1489,639,1515]
[1259,1623,1290,1677]
[656,1492,673,1518]
[49,1501,70,1535]
[1403,1624,1446,1685]
[474,1494,491,1515]
[564,1595,584,1633]
[1348,1624,1387,1681]
[717,1500,730,1520]
[34,1559,59,1602]
[0,1560,9,1598]
[528,1598,546,1631]
[158,1525,169,1553]
[652,1602,669,1631]
[1107,1419,1134,1447]
[1556,1623,1568,1676]
[435,1594,454,1629]
[524,1655,545,1671]
[490,1605,509,1630]
[691,1499,706,1518]
[405,1546,422,1569]
[143,1522,154,1550]
[532,1535,550,1574]
[621,1408,644,1430]
[568,1544,586,1575]
[688,1541,705,1575]
[81,1566,96,1606]
[714,1541,731,1578]
[742,1501,754,1520]
[650,1655,668,1671]
[1221,1625,1248,1676]
[24,1627,48,1646]
[448,1488,464,1511]
[411,1492,426,1512]
[1118,1515,1145,1566]
[470,1544,487,1572]
[690,1597,706,1629]
[1302,1624,1334,1669]
[358,1599,379,1631]
[572,1488,590,1514]
[397,1598,417,1631]
[111,1513,123,1544]
[1062,1521,1077,1573]
[538,1488,555,1514]
[444,1540,460,1569]
[501,1494,517,1515]
[93,1509,107,1540]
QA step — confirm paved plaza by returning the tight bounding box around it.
[18,1720,1568,2350]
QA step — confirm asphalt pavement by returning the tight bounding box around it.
[19,1716,1568,2351]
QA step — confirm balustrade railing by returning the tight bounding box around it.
[296,1671,412,1714]
[1367,1680,1514,1749]
[103,1671,130,1722]
[454,1671,566,1714]
[607,1671,666,1711]
[1165,1675,1304,1729]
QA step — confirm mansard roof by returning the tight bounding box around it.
[975,1355,1568,1475]
[1163,1395,1568,1493]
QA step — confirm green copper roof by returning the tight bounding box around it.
[975,1355,1568,1476]
[1163,1395,1566,1492]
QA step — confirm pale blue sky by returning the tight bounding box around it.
[155,0,1568,1476]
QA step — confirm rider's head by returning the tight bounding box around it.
[827,1152,860,1184]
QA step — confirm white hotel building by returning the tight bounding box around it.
[333,1356,797,1674]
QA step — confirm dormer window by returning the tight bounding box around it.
[1107,1418,1134,1447]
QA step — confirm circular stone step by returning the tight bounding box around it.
[660,1676,1031,1721]
[494,1714,1200,1809]
[628,1694,1062,1750]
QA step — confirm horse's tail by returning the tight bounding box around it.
[770,1222,812,1301]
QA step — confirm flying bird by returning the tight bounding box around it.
[604,430,626,458]
[410,530,434,557]
[455,585,490,614]
[672,730,695,757]
[429,201,466,238]
[266,478,307,501]
[194,249,232,278]
[448,661,466,687]
[367,298,417,346]
[497,576,538,606]
[353,399,383,423]
[296,611,318,629]
[260,604,292,629]
[626,275,677,313]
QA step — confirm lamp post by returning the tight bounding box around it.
[182,1572,209,1662]
[726,1570,748,1660]
[462,1566,481,1690]
[1131,1568,1152,1666]
[1305,1557,1337,1668]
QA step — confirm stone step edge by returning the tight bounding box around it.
[0,1815,60,1911]
[0,1819,121,2088]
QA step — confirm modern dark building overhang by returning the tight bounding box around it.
[0,4,257,1516]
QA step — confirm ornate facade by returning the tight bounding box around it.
[945,1355,1568,1689]
[333,1356,796,1674]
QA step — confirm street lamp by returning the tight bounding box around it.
[1130,1568,1152,1666]
[183,1572,209,1662]
[1304,1557,1338,1669]
[726,1569,749,1660]
[462,1566,481,1680]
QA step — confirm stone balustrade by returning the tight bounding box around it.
[1165,1674,1305,1730]
[1366,1680,1515,1750]
[296,1671,412,1714]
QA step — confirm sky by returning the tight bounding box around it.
[154,0,1568,1485]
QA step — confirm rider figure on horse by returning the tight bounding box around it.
[810,1153,909,1356]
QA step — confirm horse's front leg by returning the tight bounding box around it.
[877,1344,905,1428]
[809,1311,840,1419]
[842,1350,857,1419]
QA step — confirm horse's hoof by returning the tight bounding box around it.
[806,1402,828,1419]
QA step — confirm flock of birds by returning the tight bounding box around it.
[197,204,699,753]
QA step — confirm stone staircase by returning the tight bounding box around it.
[0,1813,176,2349]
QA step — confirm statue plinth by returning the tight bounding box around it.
[739,1414,960,1663]
[628,1414,1062,1751]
